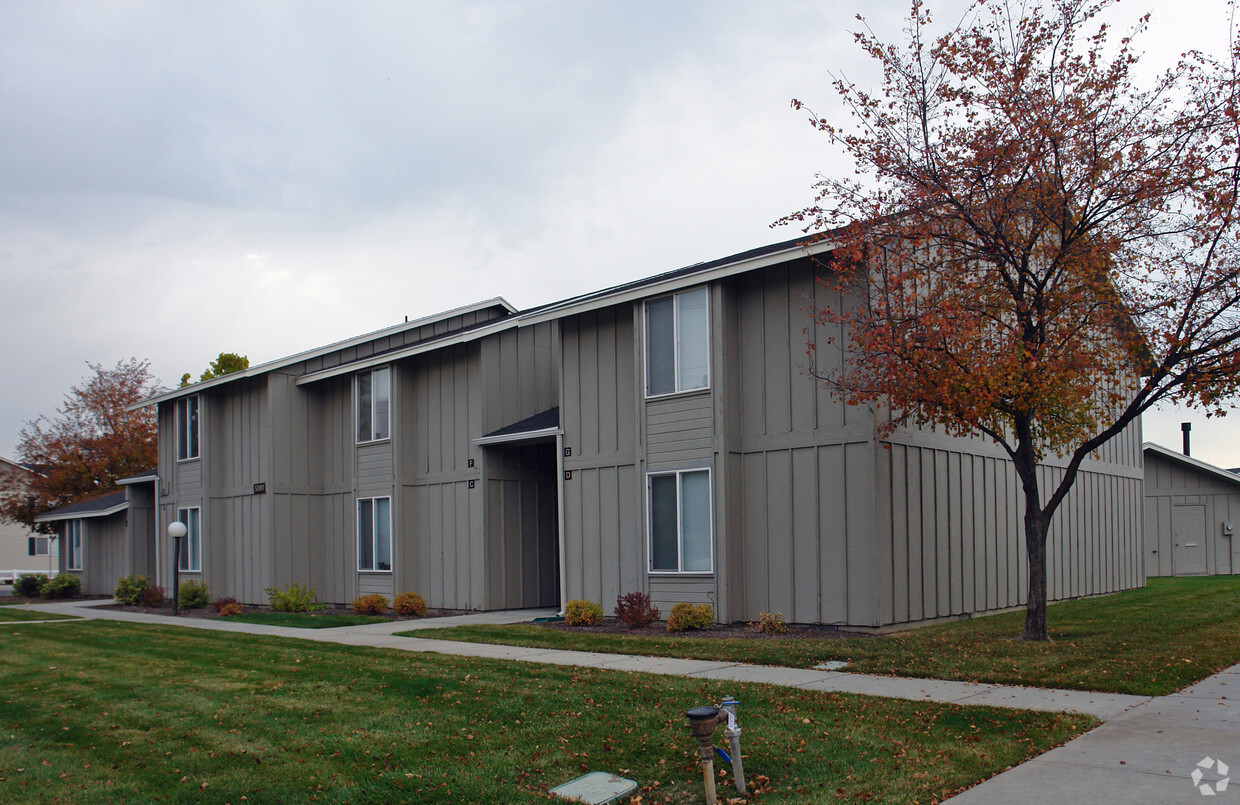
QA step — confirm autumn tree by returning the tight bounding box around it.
[784,0,1240,639]
[181,352,250,387]
[0,359,164,531]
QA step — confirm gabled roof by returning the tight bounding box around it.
[130,297,517,409]
[0,457,35,475]
[34,490,128,523]
[1143,442,1240,488]
[117,468,158,485]
[475,407,561,445]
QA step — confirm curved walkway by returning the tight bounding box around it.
[12,599,1238,803]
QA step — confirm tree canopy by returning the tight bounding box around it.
[0,359,163,531]
[181,352,250,387]
[783,0,1240,639]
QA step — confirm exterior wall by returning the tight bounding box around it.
[1144,450,1240,576]
[0,462,52,579]
[56,514,128,596]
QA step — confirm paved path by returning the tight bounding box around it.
[12,599,1239,803]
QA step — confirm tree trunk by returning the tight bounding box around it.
[1022,505,1050,641]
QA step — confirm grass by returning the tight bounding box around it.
[0,620,1093,804]
[409,577,1240,697]
[0,608,78,622]
[223,611,393,628]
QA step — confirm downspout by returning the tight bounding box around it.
[556,432,567,617]
[154,477,162,589]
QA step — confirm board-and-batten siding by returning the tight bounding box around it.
[561,308,644,609]
[1144,450,1240,577]
[74,514,128,595]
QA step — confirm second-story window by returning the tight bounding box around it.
[645,287,709,396]
[176,396,200,461]
[356,367,391,443]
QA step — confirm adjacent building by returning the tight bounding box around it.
[96,236,1146,626]
[1143,442,1240,577]
[0,457,54,581]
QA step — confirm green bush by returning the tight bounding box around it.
[393,592,426,617]
[265,583,319,612]
[114,574,149,605]
[178,579,210,609]
[138,585,166,607]
[41,574,81,600]
[14,574,48,599]
[666,602,713,632]
[564,599,604,627]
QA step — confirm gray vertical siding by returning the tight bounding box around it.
[78,513,129,596]
[1144,450,1240,577]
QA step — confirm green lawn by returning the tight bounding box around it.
[409,577,1240,696]
[223,611,393,628]
[0,608,78,622]
[0,620,1093,804]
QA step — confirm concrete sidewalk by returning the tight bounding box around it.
[11,598,1146,719]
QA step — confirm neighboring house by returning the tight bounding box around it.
[0,457,55,581]
[134,237,1145,627]
[1144,442,1240,577]
[34,470,158,595]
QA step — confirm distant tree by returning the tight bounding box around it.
[782,0,1240,639]
[181,352,249,387]
[0,359,163,531]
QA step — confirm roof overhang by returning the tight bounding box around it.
[35,500,129,523]
[1143,441,1240,488]
[129,297,517,409]
[473,427,562,446]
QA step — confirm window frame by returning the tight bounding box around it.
[28,536,49,557]
[644,286,711,398]
[176,395,200,462]
[177,506,202,573]
[66,520,82,571]
[355,367,392,444]
[356,496,393,573]
[646,468,714,575]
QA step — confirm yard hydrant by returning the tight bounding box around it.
[685,697,746,802]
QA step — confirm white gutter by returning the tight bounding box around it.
[472,427,562,447]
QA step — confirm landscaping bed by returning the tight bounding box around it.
[98,600,468,626]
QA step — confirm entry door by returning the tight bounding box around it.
[1172,505,1207,575]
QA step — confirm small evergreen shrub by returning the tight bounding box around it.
[212,596,243,616]
[614,591,660,628]
[666,602,713,632]
[749,610,788,634]
[178,579,210,609]
[393,592,426,617]
[114,574,149,605]
[14,574,48,599]
[352,594,388,615]
[265,583,319,613]
[40,574,81,600]
[138,585,166,607]
[564,599,604,627]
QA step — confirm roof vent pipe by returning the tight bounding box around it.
[1182,422,1192,456]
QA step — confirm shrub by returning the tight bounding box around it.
[666,602,713,632]
[178,579,210,609]
[114,574,149,605]
[212,596,243,616]
[749,610,788,635]
[14,573,48,599]
[352,594,389,615]
[393,592,426,617]
[41,574,81,600]
[614,591,660,629]
[138,585,166,607]
[564,599,604,627]
[266,583,319,613]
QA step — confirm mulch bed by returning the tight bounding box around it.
[97,602,469,621]
[539,617,875,640]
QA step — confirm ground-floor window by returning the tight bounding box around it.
[357,497,392,572]
[177,507,201,572]
[66,521,82,571]
[648,468,712,573]
[28,536,49,556]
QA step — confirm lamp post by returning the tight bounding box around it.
[167,521,186,616]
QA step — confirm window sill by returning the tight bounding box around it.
[355,438,392,447]
[647,571,714,577]
[176,456,201,464]
[357,569,393,574]
[644,387,711,402]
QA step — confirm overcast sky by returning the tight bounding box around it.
[0,0,1234,467]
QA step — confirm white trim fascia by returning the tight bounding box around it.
[519,238,837,327]
[36,501,129,523]
[1143,441,1240,488]
[116,474,158,486]
[296,317,519,386]
[472,427,563,446]
[129,297,518,409]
